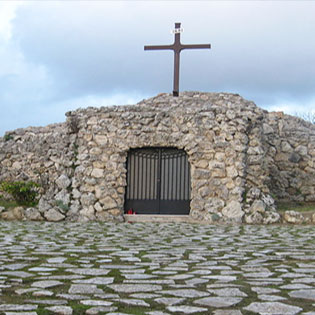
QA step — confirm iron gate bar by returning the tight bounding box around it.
[125,147,191,215]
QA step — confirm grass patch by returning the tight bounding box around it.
[0,198,19,209]
[67,302,90,313]
[107,269,124,283]
[111,303,150,315]
[277,201,315,212]
[137,250,152,263]
[35,307,52,315]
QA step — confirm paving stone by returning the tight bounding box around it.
[4,313,37,315]
[123,273,156,279]
[292,277,315,284]
[44,263,75,268]
[99,264,140,269]
[289,289,315,300]
[26,300,68,305]
[0,305,38,311]
[80,300,113,306]
[3,263,29,270]
[258,294,287,301]
[45,306,73,314]
[31,280,63,288]
[0,271,34,278]
[121,268,146,273]
[65,268,110,275]
[194,297,242,307]
[124,279,175,285]
[153,271,178,275]
[251,287,280,294]
[108,284,162,293]
[15,288,38,295]
[280,284,312,289]
[244,302,303,314]
[166,305,208,313]
[169,274,193,280]
[29,267,56,272]
[243,272,274,278]
[169,284,193,289]
[185,278,209,286]
[282,272,308,278]
[94,293,120,299]
[212,311,242,315]
[72,277,114,284]
[208,288,247,297]
[1,222,315,314]
[114,298,150,307]
[47,257,67,263]
[191,269,212,275]
[85,307,118,315]
[131,293,160,298]
[32,290,54,297]
[204,275,237,281]
[46,275,85,280]
[155,297,186,305]
[68,284,103,294]
[160,289,209,298]
[56,293,89,300]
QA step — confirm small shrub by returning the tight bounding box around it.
[294,112,315,124]
[0,181,40,206]
[4,134,14,142]
[55,200,70,212]
[68,116,80,133]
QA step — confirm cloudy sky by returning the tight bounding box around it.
[0,1,314,136]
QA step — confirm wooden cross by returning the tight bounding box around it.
[144,22,211,97]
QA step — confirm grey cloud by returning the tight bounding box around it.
[0,1,314,135]
[12,2,315,102]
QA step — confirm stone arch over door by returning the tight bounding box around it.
[124,147,191,215]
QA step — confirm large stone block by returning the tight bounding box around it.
[44,208,65,222]
[25,208,43,221]
[221,201,244,223]
[99,196,117,210]
[94,134,108,146]
[91,168,104,178]
[55,174,71,189]
[283,211,305,224]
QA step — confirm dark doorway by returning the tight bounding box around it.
[124,147,191,215]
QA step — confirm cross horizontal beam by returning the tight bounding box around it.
[144,23,211,96]
[144,43,211,51]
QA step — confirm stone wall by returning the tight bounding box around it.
[0,124,77,221]
[265,112,315,202]
[0,92,314,223]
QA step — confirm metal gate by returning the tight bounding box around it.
[125,147,191,215]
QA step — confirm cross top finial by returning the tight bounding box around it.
[144,23,211,96]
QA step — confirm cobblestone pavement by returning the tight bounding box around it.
[0,221,315,315]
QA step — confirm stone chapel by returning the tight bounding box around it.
[0,92,314,223]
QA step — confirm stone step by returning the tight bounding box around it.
[124,214,198,223]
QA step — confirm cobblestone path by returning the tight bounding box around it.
[0,221,315,314]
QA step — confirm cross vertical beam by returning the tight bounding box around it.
[144,22,211,97]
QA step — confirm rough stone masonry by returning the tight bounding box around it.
[0,92,314,223]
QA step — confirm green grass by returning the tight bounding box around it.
[107,268,124,283]
[111,304,148,315]
[277,201,315,212]
[0,198,19,209]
